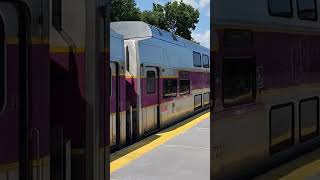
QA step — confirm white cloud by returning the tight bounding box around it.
[199,0,210,8]
[169,0,210,17]
[192,30,210,48]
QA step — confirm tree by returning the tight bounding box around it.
[111,0,200,40]
[141,1,199,40]
[140,4,168,31]
[111,0,141,22]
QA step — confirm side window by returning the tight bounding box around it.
[202,54,209,68]
[193,51,202,67]
[194,94,202,109]
[163,79,177,98]
[268,0,293,17]
[179,71,190,95]
[223,58,256,107]
[147,71,156,94]
[179,80,190,95]
[297,0,317,21]
[203,92,210,106]
[125,46,130,71]
[0,18,5,111]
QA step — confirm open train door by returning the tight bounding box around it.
[142,66,160,134]
[0,2,32,180]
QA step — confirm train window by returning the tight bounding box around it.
[194,94,202,109]
[268,0,293,17]
[270,103,294,154]
[179,80,190,95]
[147,71,156,94]
[299,97,319,142]
[202,54,209,68]
[0,18,4,111]
[193,51,202,67]
[223,58,256,107]
[163,79,177,98]
[297,0,317,21]
[126,46,129,71]
[203,92,210,106]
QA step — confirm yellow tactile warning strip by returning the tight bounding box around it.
[254,148,320,180]
[110,111,210,173]
[280,159,320,180]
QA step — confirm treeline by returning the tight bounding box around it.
[111,0,200,40]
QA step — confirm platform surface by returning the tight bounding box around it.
[254,148,320,180]
[110,111,210,180]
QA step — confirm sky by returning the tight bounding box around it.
[135,0,210,48]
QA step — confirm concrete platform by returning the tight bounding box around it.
[110,111,210,180]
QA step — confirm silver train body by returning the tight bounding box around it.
[110,21,210,150]
[212,0,320,179]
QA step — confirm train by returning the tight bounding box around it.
[0,1,210,179]
[0,0,106,180]
[110,21,210,151]
[212,0,320,179]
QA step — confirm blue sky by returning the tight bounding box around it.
[135,0,210,48]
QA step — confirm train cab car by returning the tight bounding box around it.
[111,21,210,149]
[212,0,320,179]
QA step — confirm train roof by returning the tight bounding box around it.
[110,29,125,62]
[110,21,209,52]
[212,0,320,33]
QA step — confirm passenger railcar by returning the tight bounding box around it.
[0,1,50,180]
[111,21,210,150]
[0,0,106,180]
[212,0,320,179]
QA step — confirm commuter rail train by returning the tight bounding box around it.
[212,0,320,179]
[110,21,210,150]
[0,0,106,180]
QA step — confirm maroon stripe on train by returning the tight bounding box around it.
[110,75,126,113]
[0,45,19,164]
[0,45,50,164]
[50,52,87,148]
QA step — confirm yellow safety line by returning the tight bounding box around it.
[110,112,210,173]
[280,159,320,180]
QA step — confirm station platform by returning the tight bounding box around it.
[254,148,320,180]
[110,111,210,180]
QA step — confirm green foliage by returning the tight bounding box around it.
[111,0,200,40]
[110,0,141,21]
[140,4,168,31]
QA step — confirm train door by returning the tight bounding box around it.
[142,66,160,134]
[0,3,31,180]
[110,62,120,148]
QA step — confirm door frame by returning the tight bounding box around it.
[0,1,31,180]
[143,65,161,130]
[110,61,121,148]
